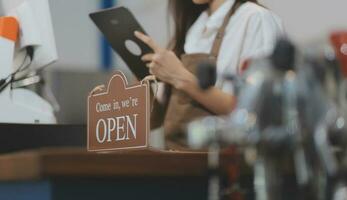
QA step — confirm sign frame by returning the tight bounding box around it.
[87,71,150,152]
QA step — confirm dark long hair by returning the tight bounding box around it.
[168,0,258,56]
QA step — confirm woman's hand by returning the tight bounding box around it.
[134,31,195,90]
[134,31,235,115]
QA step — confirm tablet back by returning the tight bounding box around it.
[90,7,151,80]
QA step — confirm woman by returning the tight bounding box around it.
[135,0,283,144]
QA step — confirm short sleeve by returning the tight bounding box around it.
[240,9,284,63]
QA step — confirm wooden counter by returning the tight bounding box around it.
[0,147,239,181]
[0,147,251,200]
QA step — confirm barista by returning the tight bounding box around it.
[135,0,283,143]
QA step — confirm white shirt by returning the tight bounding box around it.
[184,0,284,93]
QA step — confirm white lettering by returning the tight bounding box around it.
[107,118,116,142]
[95,114,139,143]
[121,100,130,108]
[96,103,112,113]
[116,116,126,141]
[96,119,107,143]
[126,114,137,139]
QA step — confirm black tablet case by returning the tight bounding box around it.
[90,7,152,80]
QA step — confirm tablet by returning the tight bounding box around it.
[90,7,151,80]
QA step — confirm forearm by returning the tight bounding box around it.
[173,70,236,115]
[134,31,236,115]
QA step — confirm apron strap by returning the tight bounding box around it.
[210,1,243,58]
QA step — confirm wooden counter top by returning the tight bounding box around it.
[0,147,240,181]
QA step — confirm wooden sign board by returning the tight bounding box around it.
[87,71,149,152]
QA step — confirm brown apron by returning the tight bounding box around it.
[163,1,243,146]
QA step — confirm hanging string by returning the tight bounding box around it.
[89,84,105,96]
[89,76,158,113]
[141,75,158,113]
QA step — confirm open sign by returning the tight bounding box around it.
[87,71,149,151]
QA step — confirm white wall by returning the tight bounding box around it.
[48,0,100,71]
[261,0,347,43]
[1,0,346,71]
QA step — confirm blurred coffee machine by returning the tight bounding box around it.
[188,33,347,200]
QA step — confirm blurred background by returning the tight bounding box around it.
[0,0,346,124]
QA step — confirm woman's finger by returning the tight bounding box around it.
[134,31,161,53]
[149,68,154,75]
[141,53,155,62]
[146,61,163,70]
[146,62,155,69]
